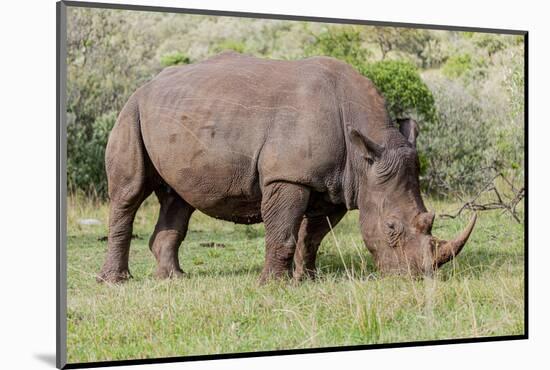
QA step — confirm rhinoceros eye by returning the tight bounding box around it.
[384,219,403,247]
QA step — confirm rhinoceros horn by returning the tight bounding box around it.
[434,214,477,268]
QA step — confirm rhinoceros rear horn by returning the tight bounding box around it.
[414,211,435,234]
[434,214,477,268]
[347,125,384,160]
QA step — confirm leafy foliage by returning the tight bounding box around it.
[442,54,472,78]
[211,40,247,54]
[441,53,488,87]
[67,111,117,196]
[66,8,161,196]
[490,47,525,180]
[472,33,507,57]
[365,27,442,68]
[65,8,524,198]
[66,8,160,130]
[160,52,191,66]
[306,26,370,67]
[307,28,436,124]
[420,77,490,194]
[362,61,436,123]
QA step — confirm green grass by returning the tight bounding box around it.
[66,195,525,363]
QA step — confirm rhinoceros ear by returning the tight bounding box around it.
[347,125,384,160]
[398,118,419,148]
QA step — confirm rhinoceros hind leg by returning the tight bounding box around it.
[97,192,150,284]
[293,209,347,281]
[97,99,152,284]
[259,182,310,283]
[149,186,194,279]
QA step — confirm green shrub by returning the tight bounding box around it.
[307,28,436,124]
[306,26,370,67]
[64,10,523,198]
[442,54,473,78]
[365,27,437,67]
[420,77,491,194]
[473,34,507,57]
[67,8,160,136]
[442,53,487,81]
[212,40,247,54]
[362,61,437,123]
[67,111,117,197]
[489,47,524,182]
[160,52,191,67]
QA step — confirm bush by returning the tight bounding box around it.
[64,11,523,198]
[306,26,370,67]
[211,40,247,54]
[307,28,436,124]
[67,8,160,133]
[442,53,487,81]
[67,8,162,198]
[160,52,191,67]
[472,34,507,58]
[365,27,436,67]
[442,54,473,78]
[67,111,117,197]
[361,61,436,124]
[488,46,524,183]
[420,77,491,194]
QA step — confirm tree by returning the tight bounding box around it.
[473,33,507,58]
[365,27,438,68]
[306,26,371,67]
[66,7,161,196]
[67,8,160,131]
[307,28,436,124]
[393,29,434,68]
[441,53,487,81]
[366,27,399,60]
[421,77,491,194]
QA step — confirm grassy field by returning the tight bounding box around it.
[66,194,525,364]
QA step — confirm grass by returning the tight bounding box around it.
[66,194,525,364]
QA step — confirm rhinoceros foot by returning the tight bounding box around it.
[154,266,185,280]
[96,269,132,284]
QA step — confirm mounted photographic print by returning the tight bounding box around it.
[56,1,527,368]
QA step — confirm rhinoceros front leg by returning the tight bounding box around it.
[259,182,310,283]
[148,186,194,279]
[293,209,347,281]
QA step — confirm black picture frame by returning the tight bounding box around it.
[56,1,528,368]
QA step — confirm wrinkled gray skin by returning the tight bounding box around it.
[97,52,476,284]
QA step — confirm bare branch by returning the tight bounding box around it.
[439,172,524,223]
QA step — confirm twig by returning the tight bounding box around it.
[439,172,524,223]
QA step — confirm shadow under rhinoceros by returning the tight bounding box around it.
[315,251,378,280]
[183,265,265,279]
[312,243,521,282]
[168,239,519,282]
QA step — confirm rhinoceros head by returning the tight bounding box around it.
[347,118,476,276]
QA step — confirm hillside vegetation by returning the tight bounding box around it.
[66,8,524,197]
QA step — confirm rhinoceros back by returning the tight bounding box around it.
[135,52,364,220]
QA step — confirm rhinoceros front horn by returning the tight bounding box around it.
[434,214,477,268]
